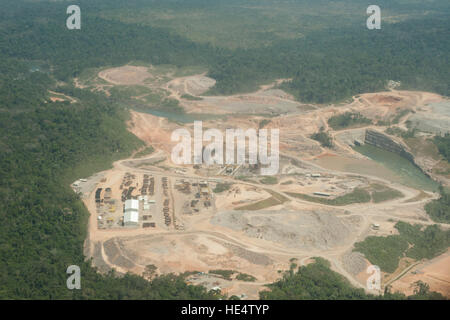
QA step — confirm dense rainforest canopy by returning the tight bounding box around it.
[1,0,449,103]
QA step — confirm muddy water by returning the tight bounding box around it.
[354,144,438,191]
[314,144,439,192]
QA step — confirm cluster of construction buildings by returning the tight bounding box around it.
[93,172,158,229]
[92,169,218,230]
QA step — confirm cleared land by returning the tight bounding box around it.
[75,64,450,298]
[98,66,153,85]
[390,251,450,297]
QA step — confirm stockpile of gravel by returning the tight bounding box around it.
[103,238,136,269]
[341,251,368,275]
[211,209,357,250]
[221,242,272,266]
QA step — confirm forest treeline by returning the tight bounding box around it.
[425,186,450,223]
[260,258,445,300]
[1,1,449,103]
[354,222,450,273]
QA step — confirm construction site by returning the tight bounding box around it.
[74,171,217,232]
[74,64,450,299]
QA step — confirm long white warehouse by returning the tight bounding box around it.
[124,199,139,226]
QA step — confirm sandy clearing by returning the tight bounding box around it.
[390,251,450,297]
[167,74,216,97]
[98,65,153,85]
[48,90,77,103]
[127,111,178,154]
[214,185,271,210]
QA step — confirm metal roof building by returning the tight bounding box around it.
[124,199,139,226]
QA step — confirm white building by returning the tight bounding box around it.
[124,199,139,226]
